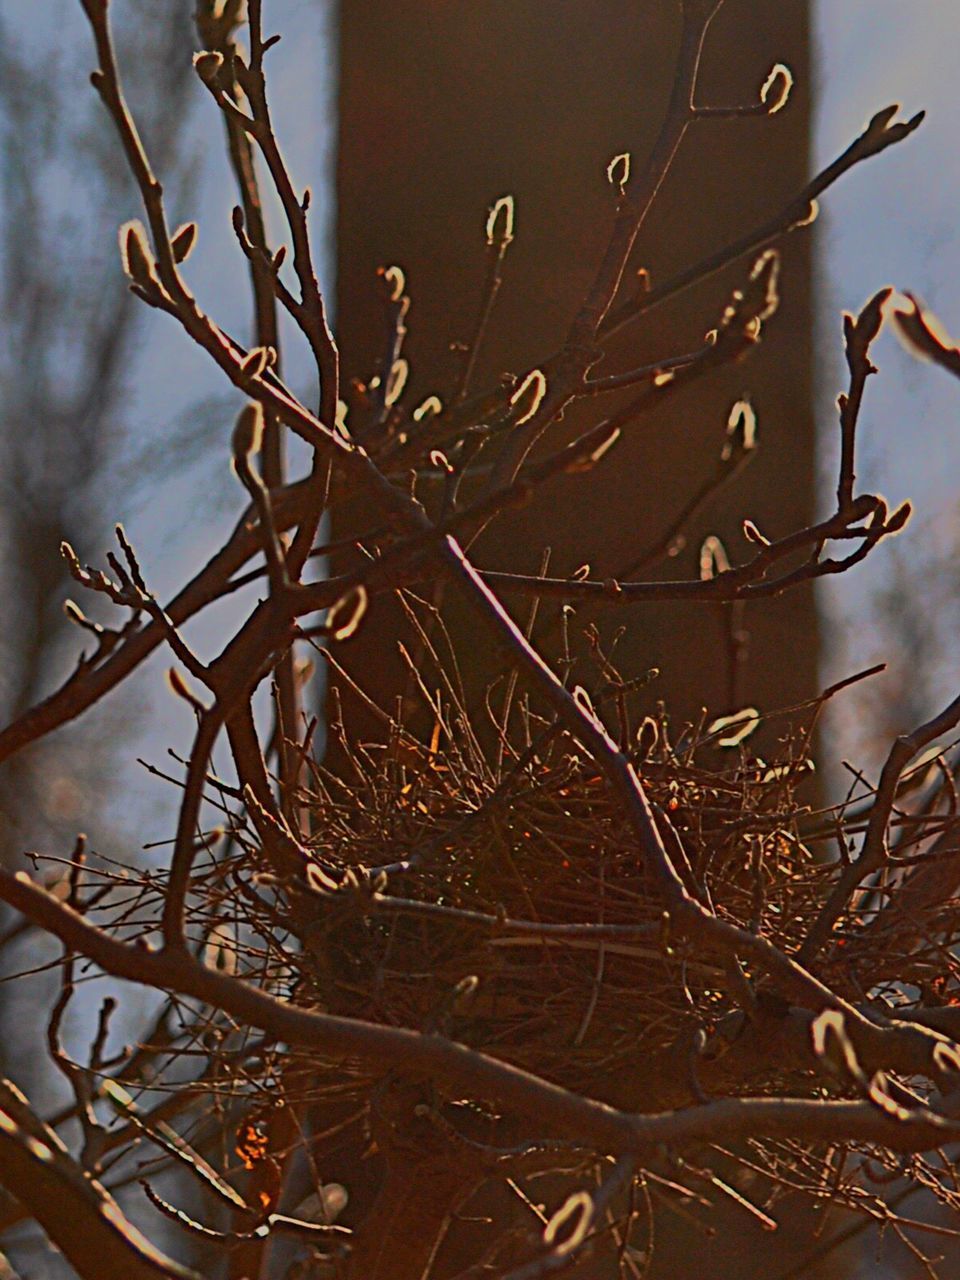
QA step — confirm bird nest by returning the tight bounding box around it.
[34,640,960,1268]
[219,665,837,1116]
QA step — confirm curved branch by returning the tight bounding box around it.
[0,1077,201,1280]
[0,870,958,1163]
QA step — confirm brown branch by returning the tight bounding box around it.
[599,104,924,343]
[198,0,339,587]
[82,0,350,478]
[454,196,515,404]
[1,869,959,1162]
[0,129,911,773]
[163,707,224,949]
[581,338,714,394]
[0,479,317,767]
[801,688,960,964]
[502,1153,639,1280]
[479,495,906,605]
[0,1076,202,1280]
[36,6,938,1108]
[837,287,890,512]
[198,1,304,819]
[1,6,947,1275]
[396,103,925,469]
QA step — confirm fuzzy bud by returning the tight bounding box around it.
[509,369,547,425]
[170,221,198,264]
[240,346,269,379]
[485,194,515,247]
[193,50,224,87]
[119,220,155,288]
[231,402,264,460]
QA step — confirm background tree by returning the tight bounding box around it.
[1,3,960,1279]
[0,0,198,1117]
[333,2,817,748]
[0,0,196,854]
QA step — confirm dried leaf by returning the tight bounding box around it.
[543,1189,593,1254]
[193,49,225,86]
[384,357,409,407]
[378,264,406,302]
[890,292,960,378]
[722,399,757,459]
[699,535,730,581]
[742,519,769,546]
[335,399,350,437]
[413,395,443,421]
[811,1010,864,1084]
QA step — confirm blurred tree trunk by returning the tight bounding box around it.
[332,1,816,756]
[333,4,820,1276]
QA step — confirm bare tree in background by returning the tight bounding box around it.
[0,2,196,869]
[6,3,960,1279]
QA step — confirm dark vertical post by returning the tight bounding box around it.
[333,1,814,745]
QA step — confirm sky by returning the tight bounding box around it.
[26,1,341,847]
[812,3,960,777]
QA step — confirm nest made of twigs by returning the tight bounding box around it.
[240,693,834,1110]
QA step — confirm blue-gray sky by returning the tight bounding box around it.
[813,2,960,774]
